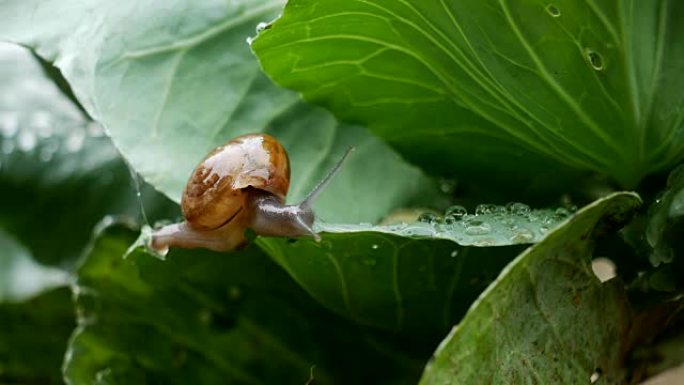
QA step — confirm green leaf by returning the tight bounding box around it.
[0,230,68,302]
[253,0,684,188]
[0,230,73,384]
[419,192,642,384]
[0,0,443,224]
[259,234,526,333]
[255,203,572,332]
[627,164,684,296]
[0,286,75,384]
[65,223,431,385]
[0,43,177,266]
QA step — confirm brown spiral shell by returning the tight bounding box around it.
[181,134,290,230]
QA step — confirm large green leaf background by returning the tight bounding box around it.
[253,0,684,188]
[2,1,684,383]
[0,0,443,224]
[65,224,431,385]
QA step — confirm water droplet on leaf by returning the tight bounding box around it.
[546,4,561,17]
[17,131,36,151]
[418,212,439,224]
[444,205,467,223]
[465,220,491,235]
[507,202,530,216]
[475,203,497,216]
[586,49,604,71]
[256,22,270,33]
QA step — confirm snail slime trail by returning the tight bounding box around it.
[149,134,354,253]
[124,158,151,228]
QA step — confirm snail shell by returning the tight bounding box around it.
[182,133,290,230]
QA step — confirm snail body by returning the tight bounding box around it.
[150,134,351,252]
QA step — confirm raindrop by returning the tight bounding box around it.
[586,49,604,71]
[555,207,570,218]
[256,22,270,33]
[17,131,36,152]
[507,202,530,216]
[526,213,540,222]
[542,215,557,226]
[546,4,561,17]
[450,250,459,258]
[475,203,497,216]
[0,112,18,137]
[509,227,534,242]
[371,244,379,250]
[245,36,254,45]
[444,205,467,223]
[31,110,52,131]
[418,212,439,224]
[65,132,84,153]
[465,220,491,235]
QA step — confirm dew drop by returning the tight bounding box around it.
[509,227,534,243]
[371,244,379,250]
[546,4,561,17]
[555,207,570,218]
[450,250,459,258]
[444,205,467,223]
[31,110,52,132]
[17,131,37,152]
[586,49,604,71]
[65,132,84,153]
[475,203,497,216]
[255,22,270,33]
[245,36,254,45]
[590,368,602,383]
[465,220,491,235]
[507,202,531,216]
[418,212,439,224]
[0,112,19,137]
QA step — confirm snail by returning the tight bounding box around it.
[149,133,352,252]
